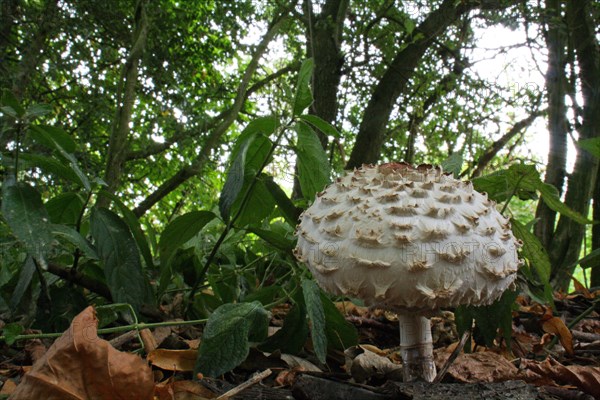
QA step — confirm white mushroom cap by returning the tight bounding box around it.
[294,163,522,314]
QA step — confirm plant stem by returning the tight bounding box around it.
[0,318,207,343]
[398,314,436,382]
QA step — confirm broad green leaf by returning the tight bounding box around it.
[247,226,295,251]
[2,182,53,268]
[506,163,540,200]
[577,138,600,158]
[242,285,282,305]
[0,89,24,117]
[511,218,550,283]
[20,153,85,187]
[28,125,90,191]
[295,122,331,201]
[10,257,36,311]
[321,293,358,351]
[472,170,509,202]
[298,114,340,139]
[159,210,216,267]
[259,302,309,354]
[441,152,463,177]
[25,104,52,119]
[90,208,154,309]
[263,176,301,226]
[45,192,85,226]
[51,224,98,260]
[195,301,269,377]
[2,322,24,345]
[233,174,276,227]
[302,279,327,363]
[99,190,155,270]
[579,248,600,270]
[538,183,594,224]
[293,58,314,116]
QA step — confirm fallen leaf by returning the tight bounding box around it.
[520,357,600,399]
[0,379,16,396]
[148,349,198,372]
[434,350,518,383]
[542,317,574,355]
[10,306,154,400]
[344,345,403,383]
[154,379,217,400]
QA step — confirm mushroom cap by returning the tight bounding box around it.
[294,163,522,314]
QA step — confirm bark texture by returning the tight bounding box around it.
[535,0,568,250]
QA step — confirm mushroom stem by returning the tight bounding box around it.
[398,314,436,382]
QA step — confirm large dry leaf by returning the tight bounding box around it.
[148,349,197,372]
[11,306,153,400]
[434,350,518,383]
[154,379,217,400]
[520,357,600,399]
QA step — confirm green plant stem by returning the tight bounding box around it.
[0,318,207,343]
[500,173,526,215]
[72,191,93,272]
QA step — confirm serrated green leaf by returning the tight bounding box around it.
[295,122,330,201]
[90,208,154,309]
[10,257,36,311]
[441,152,463,177]
[263,176,301,226]
[298,114,340,139]
[45,192,85,226]
[577,138,600,158]
[537,183,594,224]
[2,182,53,268]
[321,293,358,351]
[302,279,327,363]
[259,302,309,354]
[195,301,268,377]
[293,58,314,116]
[159,210,216,267]
[247,226,295,251]
[99,190,155,270]
[3,323,24,345]
[233,174,276,227]
[51,224,98,260]
[511,218,550,283]
[473,170,509,202]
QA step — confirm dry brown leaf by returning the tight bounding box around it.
[10,306,154,400]
[148,349,198,372]
[571,277,593,298]
[0,379,17,396]
[520,357,600,399]
[24,338,47,363]
[344,345,403,383]
[154,379,217,400]
[434,350,518,383]
[542,317,574,355]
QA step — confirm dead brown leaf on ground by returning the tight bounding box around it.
[10,306,154,400]
[148,348,198,372]
[154,378,217,400]
[434,350,518,383]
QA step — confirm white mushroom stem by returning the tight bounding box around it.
[398,314,436,382]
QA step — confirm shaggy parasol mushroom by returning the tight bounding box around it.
[294,163,522,382]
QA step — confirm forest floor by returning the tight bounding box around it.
[1,291,599,400]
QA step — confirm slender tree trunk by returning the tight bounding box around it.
[100,0,148,203]
[535,0,568,249]
[346,0,511,169]
[550,0,600,290]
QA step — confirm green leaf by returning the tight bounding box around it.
[25,104,52,119]
[195,301,269,377]
[233,173,276,227]
[440,152,463,177]
[295,121,331,201]
[298,114,340,139]
[293,59,314,116]
[10,257,36,311]
[263,176,301,226]
[99,190,155,270]
[90,208,154,309]
[20,153,85,187]
[0,89,24,117]
[2,182,53,268]
[472,170,509,202]
[159,210,216,267]
[247,226,295,251]
[537,183,594,224]
[510,218,550,283]
[2,322,24,345]
[302,279,327,363]
[51,224,98,260]
[45,192,85,226]
[577,138,600,158]
[259,302,309,354]
[579,248,600,270]
[321,293,358,351]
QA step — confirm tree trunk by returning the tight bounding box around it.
[550,0,600,290]
[534,0,568,250]
[346,0,510,169]
[100,0,148,203]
